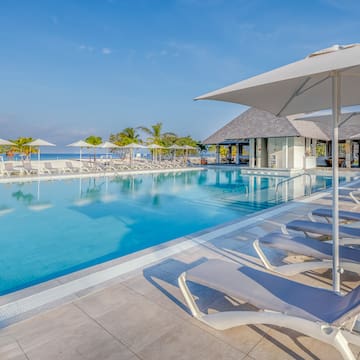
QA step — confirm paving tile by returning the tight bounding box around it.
[2,304,91,352]
[74,283,132,318]
[94,291,182,353]
[138,321,247,360]
[248,325,360,360]
[0,335,27,360]
[24,321,135,360]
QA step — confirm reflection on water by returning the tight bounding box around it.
[0,169,352,295]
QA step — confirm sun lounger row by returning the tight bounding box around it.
[0,159,196,177]
[179,201,360,359]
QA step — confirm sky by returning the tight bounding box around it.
[1,0,360,151]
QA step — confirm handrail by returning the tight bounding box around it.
[275,172,312,201]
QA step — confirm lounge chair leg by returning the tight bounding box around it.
[253,240,276,272]
[178,272,203,319]
[333,330,356,360]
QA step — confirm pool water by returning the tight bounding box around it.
[0,169,341,294]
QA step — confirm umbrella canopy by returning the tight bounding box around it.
[27,138,56,162]
[147,144,165,162]
[122,143,147,167]
[0,139,14,146]
[168,144,184,149]
[67,140,94,148]
[196,43,360,293]
[182,145,197,150]
[147,144,165,149]
[295,111,360,141]
[196,44,360,115]
[67,140,94,167]
[98,141,120,159]
[98,141,120,149]
[122,143,148,149]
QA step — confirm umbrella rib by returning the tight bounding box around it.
[296,74,330,96]
[277,77,311,116]
[339,112,360,126]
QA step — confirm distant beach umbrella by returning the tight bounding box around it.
[0,139,14,146]
[148,143,165,162]
[168,144,184,160]
[122,143,148,167]
[67,140,94,169]
[27,138,56,162]
[98,141,120,158]
[182,145,197,161]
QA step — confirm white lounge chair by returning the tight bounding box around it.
[253,232,360,276]
[310,208,360,224]
[3,162,22,176]
[178,259,360,360]
[63,161,80,173]
[22,162,38,175]
[285,219,360,240]
[42,162,60,174]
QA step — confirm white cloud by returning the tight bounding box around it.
[79,44,95,52]
[102,48,112,55]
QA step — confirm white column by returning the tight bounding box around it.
[216,145,220,164]
[249,139,255,168]
[256,138,261,168]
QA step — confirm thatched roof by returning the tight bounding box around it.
[203,108,299,144]
[204,108,360,144]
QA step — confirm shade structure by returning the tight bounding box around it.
[295,111,360,141]
[182,145,197,162]
[67,140,94,169]
[27,138,56,162]
[98,141,120,159]
[168,144,183,161]
[148,143,165,162]
[0,138,14,146]
[122,143,148,167]
[98,141,120,149]
[196,43,360,293]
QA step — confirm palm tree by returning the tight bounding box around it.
[138,122,176,145]
[10,137,36,159]
[85,135,102,161]
[109,127,141,146]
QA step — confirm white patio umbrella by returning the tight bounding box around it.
[0,139,14,146]
[27,138,56,162]
[196,43,360,293]
[182,145,197,161]
[122,143,148,167]
[67,140,94,169]
[98,141,120,159]
[168,144,184,161]
[148,143,165,162]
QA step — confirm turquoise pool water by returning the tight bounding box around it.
[0,170,340,295]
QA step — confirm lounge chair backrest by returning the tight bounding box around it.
[5,163,14,170]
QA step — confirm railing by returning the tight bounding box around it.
[275,172,312,202]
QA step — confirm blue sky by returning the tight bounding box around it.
[1,0,360,150]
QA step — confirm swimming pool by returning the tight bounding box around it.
[0,169,341,295]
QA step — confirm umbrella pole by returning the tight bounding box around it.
[332,71,341,293]
[80,148,82,172]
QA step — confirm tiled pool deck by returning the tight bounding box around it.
[1,170,360,359]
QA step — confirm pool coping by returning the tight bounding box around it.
[0,173,359,328]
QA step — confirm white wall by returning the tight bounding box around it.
[267,137,305,169]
